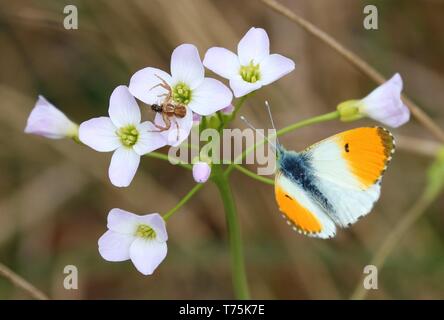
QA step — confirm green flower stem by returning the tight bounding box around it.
[224,110,340,176]
[145,152,192,170]
[230,95,249,121]
[232,164,275,185]
[277,110,340,137]
[212,165,250,299]
[163,184,204,221]
[217,111,225,132]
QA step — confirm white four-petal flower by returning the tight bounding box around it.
[79,85,167,187]
[25,95,78,139]
[98,208,168,275]
[129,44,233,147]
[203,27,295,97]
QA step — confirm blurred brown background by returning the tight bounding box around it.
[0,0,443,299]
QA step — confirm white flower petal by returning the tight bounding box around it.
[108,147,140,187]
[25,96,78,139]
[170,44,204,89]
[109,85,141,128]
[107,208,140,234]
[229,76,262,97]
[155,109,193,147]
[129,238,167,275]
[259,54,295,85]
[188,78,233,116]
[361,73,410,128]
[132,122,168,155]
[237,27,270,65]
[129,67,173,105]
[98,230,134,262]
[79,117,120,152]
[136,213,168,242]
[203,47,240,79]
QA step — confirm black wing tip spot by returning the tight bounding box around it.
[375,126,396,156]
[374,127,396,181]
[344,143,350,153]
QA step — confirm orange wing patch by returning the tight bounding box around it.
[337,127,395,188]
[275,184,322,233]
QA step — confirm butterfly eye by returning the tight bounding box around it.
[344,143,350,153]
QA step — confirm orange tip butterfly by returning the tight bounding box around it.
[241,102,395,239]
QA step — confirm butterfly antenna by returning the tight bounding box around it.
[264,101,280,146]
[240,115,277,151]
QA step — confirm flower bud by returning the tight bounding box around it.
[221,104,235,115]
[192,162,211,183]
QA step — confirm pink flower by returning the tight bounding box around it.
[360,73,410,128]
[25,96,78,139]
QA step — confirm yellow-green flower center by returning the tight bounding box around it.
[135,224,156,240]
[173,82,192,105]
[118,125,139,147]
[240,61,261,83]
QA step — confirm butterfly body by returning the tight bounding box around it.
[274,127,395,239]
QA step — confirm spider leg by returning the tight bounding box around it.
[154,74,172,101]
[147,114,171,132]
[174,118,181,141]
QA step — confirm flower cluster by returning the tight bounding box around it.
[24,27,410,276]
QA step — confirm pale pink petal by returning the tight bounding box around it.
[25,96,78,139]
[203,47,240,79]
[361,73,410,128]
[170,44,204,89]
[107,208,140,234]
[108,147,140,187]
[221,104,235,114]
[188,78,233,116]
[259,54,295,85]
[237,27,270,65]
[193,162,211,183]
[193,113,202,123]
[129,238,167,275]
[155,108,193,147]
[78,117,120,152]
[129,67,173,105]
[133,122,167,155]
[109,85,141,128]
[229,76,262,97]
[98,230,134,262]
[136,213,168,242]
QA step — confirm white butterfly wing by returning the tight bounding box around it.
[303,127,394,228]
